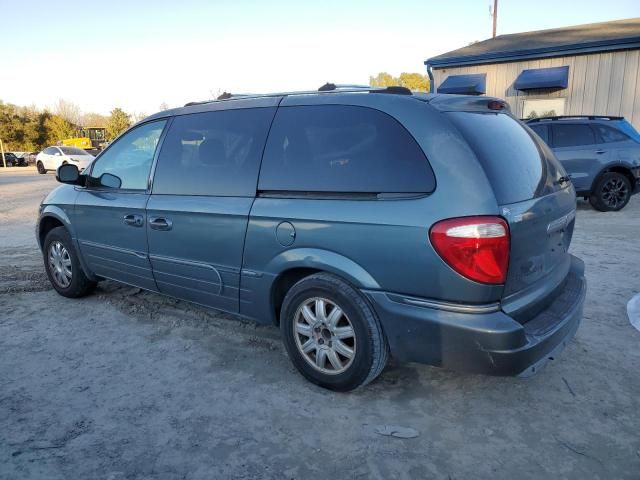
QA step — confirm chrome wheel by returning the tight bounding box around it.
[601,177,629,209]
[48,241,72,288]
[293,297,356,375]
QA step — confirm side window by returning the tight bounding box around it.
[595,125,629,143]
[43,147,55,155]
[259,105,435,193]
[552,124,596,148]
[91,120,166,190]
[529,124,549,144]
[152,108,276,196]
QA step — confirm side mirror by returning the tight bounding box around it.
[56,164,81,184]
[99,173,122,189]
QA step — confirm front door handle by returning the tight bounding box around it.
[149,216,173,231]
[595,149,606,154]
[123,213,144,227]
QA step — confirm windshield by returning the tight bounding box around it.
[60,147,88,155]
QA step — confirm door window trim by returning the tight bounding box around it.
[85,118,171,194]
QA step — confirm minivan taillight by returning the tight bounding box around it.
[429,216,510,285]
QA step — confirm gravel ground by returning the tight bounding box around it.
[1,168,639,480]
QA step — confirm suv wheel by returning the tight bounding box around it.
[589,172,631,212]
[280,273,388,391]
[43,226,96,298]
[37,161,46,174]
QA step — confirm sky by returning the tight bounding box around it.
[1,0,639,116]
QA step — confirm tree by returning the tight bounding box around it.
[159,102,169,111]
[369,72,396,88]
[369,72,430,92]
[107,108,131,140]
[131,111,148,123]
[53,98,82,126]
[45,114,75,144]
[82,112,108,128]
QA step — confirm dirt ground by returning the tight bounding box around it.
[1,167,639,480]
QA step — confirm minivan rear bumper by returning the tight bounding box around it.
[364,255,586,376]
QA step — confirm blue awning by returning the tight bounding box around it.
[514,66,569,90]
[437,73,486,95]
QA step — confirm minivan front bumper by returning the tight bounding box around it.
[364,255,586,376]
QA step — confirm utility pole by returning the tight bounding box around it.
[0,138,5,168]
[491,0,498,38]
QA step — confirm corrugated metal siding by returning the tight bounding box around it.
[432,49,640,129]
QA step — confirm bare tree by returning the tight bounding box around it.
[53,99,82,126]
[131,112,148,123]
[159,102,170,111]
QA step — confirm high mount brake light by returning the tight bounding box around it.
[429,216,510,284]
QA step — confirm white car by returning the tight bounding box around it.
[36,146,95,174]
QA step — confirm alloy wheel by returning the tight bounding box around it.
[601,177,629,209]
[48,240,72,288]
[293,297,356,375]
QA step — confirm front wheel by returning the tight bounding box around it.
[280,273,388,391]
[36,161,46,174]
[589,172,631,211]
[43,226,96,298]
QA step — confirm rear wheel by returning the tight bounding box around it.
[589,172,631,211]
[43,226,96,298]
[37,161,46,174]
[280,273,388,391]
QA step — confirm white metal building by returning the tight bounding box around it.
[425,18,640,128]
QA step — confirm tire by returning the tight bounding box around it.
[588,172,632,212]
[37,161,46,174]
[43,226,96,298]
[280,273,388,391]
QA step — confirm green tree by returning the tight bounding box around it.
[369,72,430,92]
[107,108,131,140]
[45,114,75,143]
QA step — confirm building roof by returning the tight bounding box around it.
[426,17,640,68]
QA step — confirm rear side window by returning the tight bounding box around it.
[594,124,629,143]
[447,112,547,205]
[529,124,549,144]
[259,105,435,194]
[153,108,276,196]
[552,124,596,147]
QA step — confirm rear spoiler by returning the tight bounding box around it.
[425,95,511,114]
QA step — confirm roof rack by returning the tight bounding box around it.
[183,84,412,107]
[527,115,623,122]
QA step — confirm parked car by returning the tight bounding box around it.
[37,86,586,391]
[1,152,27,167]
[526,116,640,211]
[35,146,95,174]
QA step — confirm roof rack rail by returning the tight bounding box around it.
[182,85,414,107]
[527,115,624,122]
[318,83,412,95]
[318,83,371,91]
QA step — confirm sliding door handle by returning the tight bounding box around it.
[149,216,173,231]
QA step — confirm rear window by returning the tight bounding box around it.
[259,105,435,194]
[447,112,548,205]
[552,124,596,147]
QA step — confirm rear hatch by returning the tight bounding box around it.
[445,107,576,322]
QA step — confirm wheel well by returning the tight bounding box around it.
[271,268,321,325]
[593,166,635,191]
[39,216,64,250]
